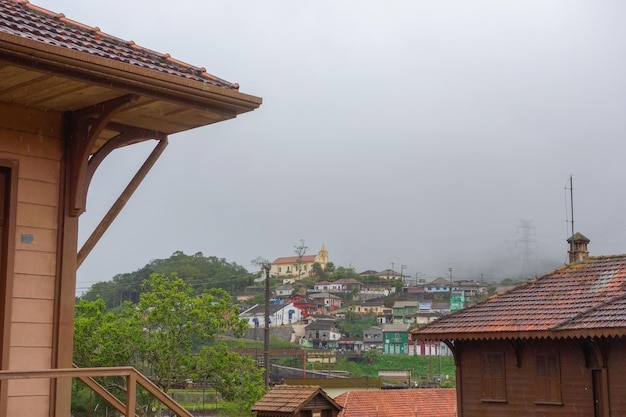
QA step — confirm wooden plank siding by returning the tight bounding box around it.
[0,103,62,416]
[459,339,596,417]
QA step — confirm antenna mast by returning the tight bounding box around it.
[569,175,574,236]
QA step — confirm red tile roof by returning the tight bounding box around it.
[413,254,626,341]
[273,255,317,264]
[334,389,457,417]
[0,0,237,89]
[252,385,342,414]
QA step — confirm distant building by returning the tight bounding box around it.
[275,284,295,297]
[309,292,343,312]
[239,302,301,327]
[449,290,465,311]
[381,323,410,355]
[271,244,329,279]
[363,326,383,350]
[302,319,341,349]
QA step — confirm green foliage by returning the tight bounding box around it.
[337,312,378,338]
[80,252,254,309]
[311,262,326,279]
[363,348,379,365]
[196,344,266,416]
[73,273,260,416]
[335,354,456,386]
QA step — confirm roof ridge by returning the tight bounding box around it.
[555,291,626,330]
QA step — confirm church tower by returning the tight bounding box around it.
[316,244,329,267]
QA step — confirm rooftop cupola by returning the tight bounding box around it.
[567,232,590,263]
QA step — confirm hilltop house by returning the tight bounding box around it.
[422,277,458,294]
[239,302,301,328]
[271,244,329,279]
[309,292,343,312]
[382,323,410,355]
[0,1,260,416]
[412,233,626,417]
[301,319,342,349]
[363,326,383,350]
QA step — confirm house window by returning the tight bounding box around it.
[482,353,506,402]
[536,353,561,404]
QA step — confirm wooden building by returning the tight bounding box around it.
[252,385,342,417]
[412,233,626,417]
[0,1,260,416]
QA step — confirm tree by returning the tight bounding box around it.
[311,262,326,279]
[196,344,265,417]
[293,239,308,279]
[73,273,260,415]
[137,273,247,392]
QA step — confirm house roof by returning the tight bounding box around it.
[273,255,317,264]
[381,323,409,332]
[309,292,342,300]
[393,301,419,308]
[428,277,454,286]
[335,389,456,417]
[413,254,626,341]
[305,319,337,331]
[334,278,362,285]
[240,303,292,317]
[252,385,342,414]
[0,0,261,153]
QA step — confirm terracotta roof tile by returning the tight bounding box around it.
[0,0,237,89]
[413,255,626,340]
[334,389,457,417]
[273,255,317,264]
[252,385,342,413]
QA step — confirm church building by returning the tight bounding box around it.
[271,245,329,279]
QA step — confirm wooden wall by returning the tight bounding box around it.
[459,338,596,417]
[608,340,626,415]
[0,101,63,416]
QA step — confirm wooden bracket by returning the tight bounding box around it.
[442,339,460,366]
[581,338,608,369]
[64,94,139,217]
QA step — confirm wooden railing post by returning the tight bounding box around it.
[126,371,137,417]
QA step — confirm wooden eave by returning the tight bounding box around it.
[411,327,626,342]
[0,31,262,153]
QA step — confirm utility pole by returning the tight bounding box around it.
[400,265,407,286]
[252,256,272,388]
[263,264,270,388]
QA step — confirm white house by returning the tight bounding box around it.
[239,302,302,327]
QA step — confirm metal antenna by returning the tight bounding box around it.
[569,175,574,236]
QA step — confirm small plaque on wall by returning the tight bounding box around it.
[21,234,34,244]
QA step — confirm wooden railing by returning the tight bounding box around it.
[0,365,192,417]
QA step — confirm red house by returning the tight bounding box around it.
[412,233,626,417]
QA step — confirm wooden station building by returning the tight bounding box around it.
[0,1,261,415]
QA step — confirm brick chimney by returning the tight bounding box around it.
[567,232,590,263]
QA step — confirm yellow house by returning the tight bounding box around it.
[271,245,328,280]
[0,1,260,416]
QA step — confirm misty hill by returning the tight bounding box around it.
[79,251,254,309]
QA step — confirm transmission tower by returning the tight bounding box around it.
[516,219,537,278]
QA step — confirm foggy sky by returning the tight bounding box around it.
[32,1,626,293]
